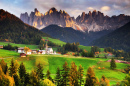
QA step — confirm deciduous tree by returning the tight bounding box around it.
[85,67,99,86]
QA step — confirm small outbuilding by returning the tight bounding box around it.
[20,53,26,57]
[0,45,3,49]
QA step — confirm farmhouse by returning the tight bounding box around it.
[0,45,3,49]
[18,47,25,53]
[32,50,37,54]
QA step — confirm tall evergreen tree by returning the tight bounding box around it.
[36,63,44,80]
[29,70,40,86]
[9,59,17,76]
[61,61,70,86]
[55,67,61,86]
[69,62,79,86]
[46,70,53,82]
[110,58,116,70]
[78,64,84,86]
[19,62,26,79]
[85,67,99,86]
[13,73,21,86]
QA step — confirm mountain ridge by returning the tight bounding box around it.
[20,7,130,32]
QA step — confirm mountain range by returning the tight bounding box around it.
[20,7,130,32]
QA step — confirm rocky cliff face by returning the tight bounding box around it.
[20,7,79,30]
[76,10,130,32]
[20,8,130,32]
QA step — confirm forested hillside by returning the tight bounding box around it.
[0,9,50,44]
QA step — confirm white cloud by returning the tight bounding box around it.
[101,6,110,11]
[71,9,84,17]
[87,7,94,10]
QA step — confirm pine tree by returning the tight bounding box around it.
[85,67,99,86]
[29,70,40,86]
[9,59,17,76]
[19,62,26,79]
[46,70,53,82]
[61,61,70,86]
[78,64,84,86]
[55,67,61,86]
[36,63,44,80]
[110,58,116,70]
[100,75,110,86]
[13,73,21,86]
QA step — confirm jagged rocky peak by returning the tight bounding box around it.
[48,7,58,14]
[34,8,42,16]
[34,8,38,12]
[59,10,63,13]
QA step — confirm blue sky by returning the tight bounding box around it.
[0,0,130,18]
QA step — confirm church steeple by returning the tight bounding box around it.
[45,42,48,54]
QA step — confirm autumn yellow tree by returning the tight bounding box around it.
[100,75,110,86]
[78,64,84,86]
[24,46,30,54]
[69,62,79,86]
[85,67,99,86]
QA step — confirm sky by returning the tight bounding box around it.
[0,0,130,18]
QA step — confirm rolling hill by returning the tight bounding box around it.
[0,9,50,45]
[91,21,130,52]
[41,24,89,45]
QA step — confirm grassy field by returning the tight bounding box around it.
[1,53,128,85]
[0,42,38,49]
[0,49,19,58]
[42,37,66,46]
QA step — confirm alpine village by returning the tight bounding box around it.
[0,0,130,86]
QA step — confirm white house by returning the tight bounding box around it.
[18,47,25,53]
[18,47,31,55]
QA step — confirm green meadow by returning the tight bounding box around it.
[0,42,38,49]
[42,37,66,46]
[1,53,128,85]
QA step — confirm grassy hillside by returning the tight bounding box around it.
[1,54,128,85]
[0,42,38,49]
[0,49,19,58]
[42,37,66,46]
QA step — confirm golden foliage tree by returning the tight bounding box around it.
[69,62,79,86]
[78,64,84,86]
[42,79,55,86]
[24,46,30,54]
[85,67,99,86]
[100,75,110,86]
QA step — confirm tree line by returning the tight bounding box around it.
[104,47,130,61]
[0,59,111,86]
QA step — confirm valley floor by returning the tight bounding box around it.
[0,50,128,85]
